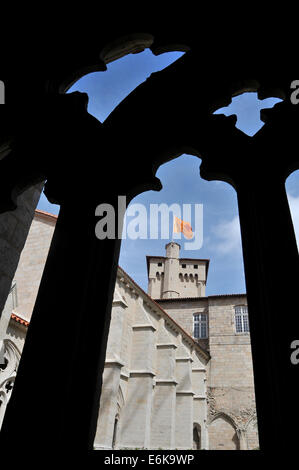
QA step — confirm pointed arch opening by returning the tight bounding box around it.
[209,413,239,450]
[193,423,201,450]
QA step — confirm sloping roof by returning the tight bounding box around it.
[11,266,209,361]
[157,293,246,302]
[117,265,210,361]
[11,312,29,327]
[35,209,58,221]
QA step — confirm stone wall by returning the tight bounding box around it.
[147,245,208,300]
[94,270,208,450]
[159,295,259,449]
[207,296,259,450]
[157,298,208,339]
[0,184,43,362]
[12,211,57,321]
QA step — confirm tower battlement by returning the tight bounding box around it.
[147,243,209,299]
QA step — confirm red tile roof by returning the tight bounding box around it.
[11,313,29,327]
[35,209,58,221]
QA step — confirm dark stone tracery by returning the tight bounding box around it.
[0,28,297,455]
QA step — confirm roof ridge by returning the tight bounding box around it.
[35,209,58,220]
[11,312,29,327]
[117,265,210,360]
[156,293,246,300]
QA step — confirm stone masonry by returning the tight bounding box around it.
[0,213,259,450]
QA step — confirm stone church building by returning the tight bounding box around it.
[0,209,259,450]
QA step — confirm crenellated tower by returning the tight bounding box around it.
[147,242,209,300]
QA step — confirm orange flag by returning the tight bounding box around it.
[173,216,194,239]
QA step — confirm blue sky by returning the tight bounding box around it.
[37,49,299,295]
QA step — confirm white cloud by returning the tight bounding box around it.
[287,193,299,246]
[211,216,242,256]
[211,193,299,256]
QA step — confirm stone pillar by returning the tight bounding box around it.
[150,318,177,449]
[197,280,206,298]
[175,337,194,449]
[0,201,122,452]
[93,288,127,449]
[199,102,299,450]
[162,242,180,299]
[235,171,299,452]
[118,298,156,449]
[93,361,124,450]
[0,184,43,364]
[147,275,155,298]
[237,428,247,450]
[192,359,208,449]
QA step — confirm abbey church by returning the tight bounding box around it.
[0,209,259,450]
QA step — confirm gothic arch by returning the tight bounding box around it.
[193,423,201,450]
[208,412,239,450]
[0,28,297,452]
[0,340,20,428]
[245,413,259,450]
[112,385,125,449]
[208,411,237,427]
[0,340,21,381]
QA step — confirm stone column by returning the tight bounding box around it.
[200,102,299,451]
[162,242,180,299]
[0,184,43,363]
[235,169,299,451]
[147,275,156,298]
[93,360,124,450]
[118,298,156,449]
[175,337,194,449]
[192,362,208,449]
[0,201,122,452]
[236,428,247,450]
[93,288,127,449]
[150,318,177,449]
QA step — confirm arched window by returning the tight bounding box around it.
[193,313,208,339]
[193,423,201,450]
[112,414,119,449]
[209,414,239,450]
[234,305,249,333]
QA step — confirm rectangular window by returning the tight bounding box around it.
[235,306,249,333]
[182,264,186,268]
[194,313,208,339]
[194,264,198,269]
